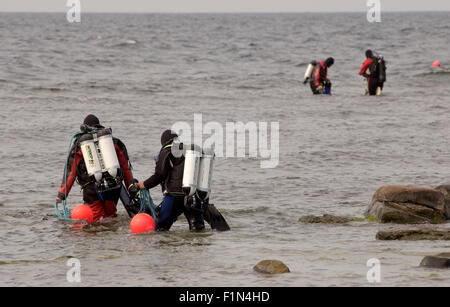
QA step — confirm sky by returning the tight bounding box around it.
[1,0,450,13]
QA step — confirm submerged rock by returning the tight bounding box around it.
[420,256,450,269]
[366,185,448,224]
[298,214,357,224]
[253,260,290,274]
[376,226,450,241]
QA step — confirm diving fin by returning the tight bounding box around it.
[119,183,140,218]
[202,201,230,232]
[376,87,382,96]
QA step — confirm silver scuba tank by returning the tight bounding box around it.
[97,129,120,178]
[304,61,316,83]
[197,149,215,201]
[79,134,103,182]
[182,144,201,197]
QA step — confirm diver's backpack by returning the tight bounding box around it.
[378,57,387,82]
[369,56,387,82]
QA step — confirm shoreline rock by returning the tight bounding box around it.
[420,255,450,269]
[434,185,450,218]
[253,260,290,274]
[366,185,448,224]
[298,214,358,224]
[376,226,450,241]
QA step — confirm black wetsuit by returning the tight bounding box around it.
[143,132,204,231]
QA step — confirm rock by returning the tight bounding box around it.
[298,214,356,224]
[366,185,448,224]
[434,185,450,218]
[253,260,290,274]
[376,226,450,240]
[420,256,450,268]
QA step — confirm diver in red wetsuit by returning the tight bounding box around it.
[359,49,387,96]
[55,114,134,222]
[305,57,334,95]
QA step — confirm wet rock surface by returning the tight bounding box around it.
[366,186,448,224]
[298,214,359,224]
[253,260,290,274]
[420,255,450,269]
[376,226,450,240]
[434,185,450,218]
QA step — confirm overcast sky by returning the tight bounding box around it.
[1,0,450,13]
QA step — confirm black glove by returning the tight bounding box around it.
[57,192,66,201]
[128,179,139,197]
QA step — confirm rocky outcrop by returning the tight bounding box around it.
[420,254,450,268]
[366,185,448,224]
[298,214,363,224]
[253,260,290,274]
[376,226,450,240]
[434,185,450,218]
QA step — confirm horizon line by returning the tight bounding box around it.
[1,10,449,14]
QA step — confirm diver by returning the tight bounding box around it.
[303,57,334,95]
[55,114,134,222]
[359,49,387,96]
[135,130,205,231]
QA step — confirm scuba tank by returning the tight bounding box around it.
[197,149,215,201]
[79,134,103,183]
[303,61,317,84]
[97,129,120,179]
[79,127,122,192]
[182,144,201,197]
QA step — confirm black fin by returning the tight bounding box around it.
[119,184,140,218]
[203,203,230,232]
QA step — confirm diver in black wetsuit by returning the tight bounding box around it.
[135,130,205,231]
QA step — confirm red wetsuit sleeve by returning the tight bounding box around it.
[313,67,321,87]
[58,151,83,199]
[314,62,327,87]
[359,58,374,76]
[115,144,133,188]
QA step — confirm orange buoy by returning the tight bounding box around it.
[71,204,94,223]
[432,60,441,68]
[130,213,156,234]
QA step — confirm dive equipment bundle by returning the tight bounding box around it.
[79,126,122,193]
[181,144,230,231]
[182,144,215,201]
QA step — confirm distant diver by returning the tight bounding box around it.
[359,49,387,96]
[56,114,135,222]
[303,57,334,95]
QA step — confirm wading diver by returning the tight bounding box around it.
[303,57,334,95]
[134,130,230,232]
[359,49,387,96]
[55,114,135,222]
